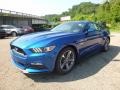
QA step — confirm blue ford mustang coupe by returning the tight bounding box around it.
[10,21,110,74]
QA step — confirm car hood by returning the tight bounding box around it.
[11,31,76,48]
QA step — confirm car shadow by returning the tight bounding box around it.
[26,45,120,82]
[0,37,14,40]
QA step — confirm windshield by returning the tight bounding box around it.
[51,22,85,33]
[0,25,15,29]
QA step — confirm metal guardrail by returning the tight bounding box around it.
[0,9,43,19]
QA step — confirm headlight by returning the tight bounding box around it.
[31,46,56,53]
[5,30,11,32]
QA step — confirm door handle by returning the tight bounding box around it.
[73,39,87,44]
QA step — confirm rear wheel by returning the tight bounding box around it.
[103,38,110,51]
[55,47,76,74]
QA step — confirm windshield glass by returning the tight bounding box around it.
[51,22,85,33]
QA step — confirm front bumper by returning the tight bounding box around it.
[0,30,7,37]
[10,49,57,74]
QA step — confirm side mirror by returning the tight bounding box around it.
[83,28,88,35]
[84,30,88,35]
[83,26,89,35]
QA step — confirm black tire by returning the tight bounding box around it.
[55,47,76,74]
[103,37,110,52]
[12,32,17,37]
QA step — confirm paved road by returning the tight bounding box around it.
[0,34,120,90]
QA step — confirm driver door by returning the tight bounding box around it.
[80,22,103,56]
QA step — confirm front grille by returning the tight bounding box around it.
[0,30,6,36]
[11,45,26,56]
[29,65,46,70]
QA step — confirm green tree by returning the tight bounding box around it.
[110,0,120,22]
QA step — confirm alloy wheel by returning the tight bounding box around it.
[104,38,110,51]
[59,50,75,72]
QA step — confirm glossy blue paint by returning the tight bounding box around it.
[10,21,110,74]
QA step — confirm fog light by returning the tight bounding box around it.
[31,63,43,65]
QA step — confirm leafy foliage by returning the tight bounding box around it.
[43,0,120,31]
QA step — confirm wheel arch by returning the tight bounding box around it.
[63,45,78,55]
[11,31,17,36]
[107,36,110,42]
[55,44,78,63]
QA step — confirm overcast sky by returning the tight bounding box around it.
[0,0,103,16]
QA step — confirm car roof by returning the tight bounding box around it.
[0,25,15,27]
[66,20,93,24]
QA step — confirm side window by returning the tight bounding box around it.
[88,23,100,32]
[5,26,15,29]
[88,23,96,32]
[8,26,15,29]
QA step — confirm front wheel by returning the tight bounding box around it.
[55,47,76,74]
[12,32,17,37]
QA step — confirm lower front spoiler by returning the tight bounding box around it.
[12,59,49,74]
[18,68,49,74]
